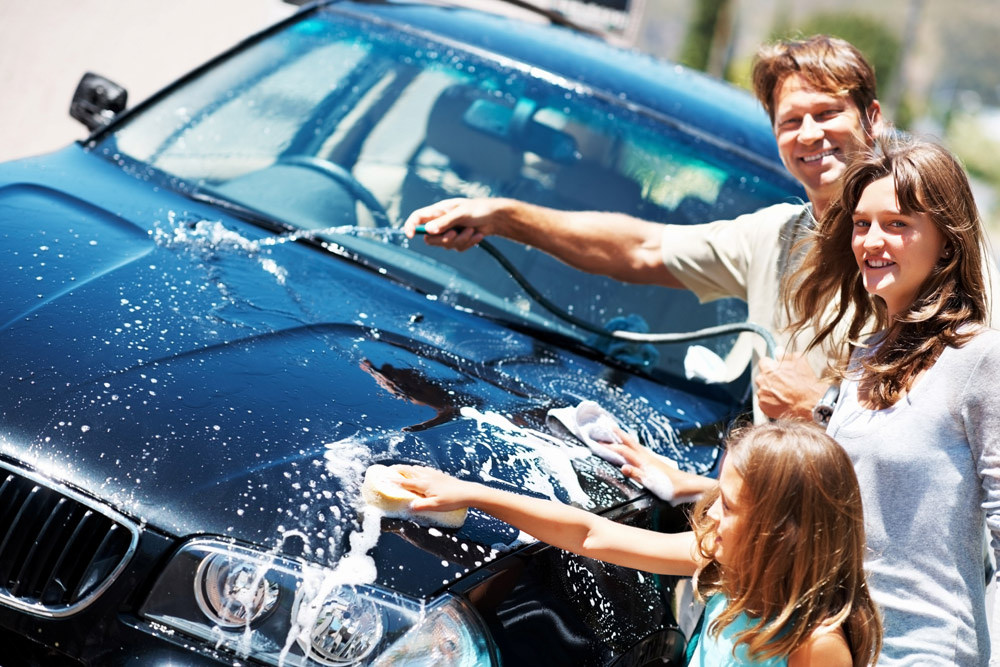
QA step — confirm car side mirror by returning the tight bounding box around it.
[70,72,128,132]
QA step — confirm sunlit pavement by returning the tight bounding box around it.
[0,0,294,163]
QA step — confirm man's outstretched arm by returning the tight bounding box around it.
[403,197,685,288]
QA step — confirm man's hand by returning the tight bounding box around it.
[403,197,505,251]
[754,353,826,421]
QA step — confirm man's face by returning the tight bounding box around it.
[772,73,881,213]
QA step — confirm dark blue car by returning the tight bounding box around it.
[0,1,803,665]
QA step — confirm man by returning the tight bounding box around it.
[404,35,881,423]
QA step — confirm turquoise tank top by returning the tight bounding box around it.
[685,594,788,666]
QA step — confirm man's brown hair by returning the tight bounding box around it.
[752,35,878,126]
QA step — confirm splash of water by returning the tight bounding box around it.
[255,225,413,248]
[260,435,387,665]
[153,217,415,288]
[277,508,383,666]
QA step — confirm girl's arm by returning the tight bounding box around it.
[396,465,701,576]
[788,626,851,666]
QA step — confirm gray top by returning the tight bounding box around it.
[828,327,1000,665]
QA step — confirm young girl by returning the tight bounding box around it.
[785,135,1000,664]
[396,421,882,666]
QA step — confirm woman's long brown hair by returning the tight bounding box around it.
[691,421,882,665]
[783,134,988,407]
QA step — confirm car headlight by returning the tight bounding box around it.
[194,551,282,628]
[140,538,497,666]
[307,585,383,664]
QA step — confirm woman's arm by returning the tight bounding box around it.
[963,333,1000,654]
[396,465,701,576]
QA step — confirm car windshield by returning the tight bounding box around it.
[100,8,798,391]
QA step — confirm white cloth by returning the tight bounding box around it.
[546,401,698,504]
[546,400,627,466]
[684,345,729,383]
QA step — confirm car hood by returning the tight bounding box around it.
[0,154,729,596]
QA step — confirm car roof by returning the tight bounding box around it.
[319,0,791,179]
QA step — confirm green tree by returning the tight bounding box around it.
[679,0,733,73]
[947,113,1000,185]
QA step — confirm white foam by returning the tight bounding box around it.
[277,507,381,666]
[322,435,373,494]
[458,407,592,508]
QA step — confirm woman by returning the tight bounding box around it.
[785,134,1000,664]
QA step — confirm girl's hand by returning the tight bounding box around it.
[397,462,702,576]
[606,427,676,485]
[605,427,715,500]
[395,465,481,512]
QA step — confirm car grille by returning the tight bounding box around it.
[0,462,138,617]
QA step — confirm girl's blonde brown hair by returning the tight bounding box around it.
[784,134,988,408]
[691,421,881,665]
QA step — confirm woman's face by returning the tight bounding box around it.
[851,176,948,317]
[706,457,745,568]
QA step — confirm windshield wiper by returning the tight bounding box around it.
[188,187,299,236]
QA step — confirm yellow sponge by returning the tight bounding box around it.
[361,464,467,529]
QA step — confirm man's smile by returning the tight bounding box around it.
[801,147,839,163]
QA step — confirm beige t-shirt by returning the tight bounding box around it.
[660,202,825,422]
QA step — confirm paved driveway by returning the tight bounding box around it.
[0,0,293,162]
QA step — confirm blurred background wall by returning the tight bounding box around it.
[3,0,998,236]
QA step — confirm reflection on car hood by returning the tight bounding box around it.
[0,160,729,596]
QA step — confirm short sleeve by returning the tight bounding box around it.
[660,203,799,304]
